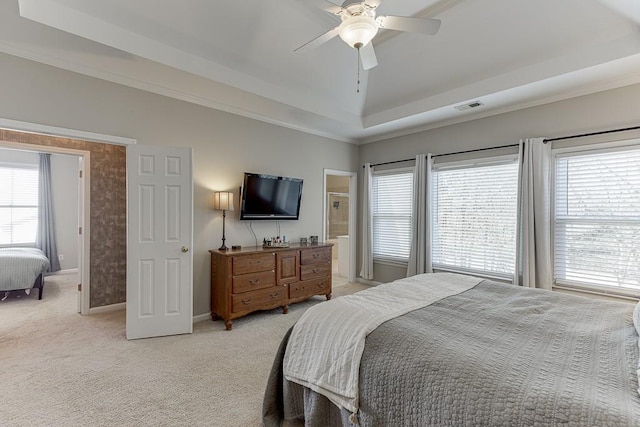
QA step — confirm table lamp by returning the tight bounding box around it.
[213,191,234,250]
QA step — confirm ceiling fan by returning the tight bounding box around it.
[295,0,442,70]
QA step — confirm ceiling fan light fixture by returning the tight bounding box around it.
[338,15,379,49]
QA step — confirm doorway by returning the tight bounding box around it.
[323,169,357,285]
[0,141,89,313]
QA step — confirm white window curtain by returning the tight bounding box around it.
[360,163,374,280]
[407,154,433,276]
[432,155,519,280]
[517,138,552,289]
[36,153,60,272]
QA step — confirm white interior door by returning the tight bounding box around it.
[126,144,193,340]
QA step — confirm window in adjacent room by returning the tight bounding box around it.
[0,163,39,246]
[431,156,519,280]
[553,143,640,295]
[372,168,414,263]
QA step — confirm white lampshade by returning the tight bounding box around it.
[338,15,379,48]
[213,191,234,212]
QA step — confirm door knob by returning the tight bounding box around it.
[181,246,189,253]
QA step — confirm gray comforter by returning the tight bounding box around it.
[263,280,640,426]
[0,247,50,291]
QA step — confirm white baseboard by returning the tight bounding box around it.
[356,278,382,286]
[87,304,214,325]
[193,312,212,323]
[89,302,125,314]
[47,268,79,276]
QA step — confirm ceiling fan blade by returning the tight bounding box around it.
[307,0,344,15]
[360,42,378,70]
[363,0,383,8]
[294,26,340,53]
[377,16,442,35]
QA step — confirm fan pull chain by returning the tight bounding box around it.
[356,47,361,93]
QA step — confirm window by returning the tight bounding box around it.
[554,145,640,294]
[372,169,413,262]
[432,157,519,279]
[0,164,39,245]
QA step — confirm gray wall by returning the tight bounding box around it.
[0,53,359,316]
[50,154,79,270]
[4,48,639,302]
[0,148,78,270]
[359,83,640,283]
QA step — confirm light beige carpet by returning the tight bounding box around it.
[0,274,369,427]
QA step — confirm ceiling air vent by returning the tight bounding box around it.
[455,101,484,111]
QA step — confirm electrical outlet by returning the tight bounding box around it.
[58,254,64,261]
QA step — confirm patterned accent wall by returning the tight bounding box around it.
[0,129,126,308]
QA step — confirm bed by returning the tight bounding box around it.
[0,247,50,300]
[262,272,640,426]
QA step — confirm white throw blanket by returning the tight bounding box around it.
[283,272,483,419]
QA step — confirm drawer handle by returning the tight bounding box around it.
[312,253,321,258]
[249,279,260,285]
[312,268,320,274]
[269,292,278,298]
[316,282,324,288]
[241,298,253,305]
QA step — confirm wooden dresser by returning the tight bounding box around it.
[209,243,332,330]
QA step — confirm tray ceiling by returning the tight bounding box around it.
[2,0,640,143]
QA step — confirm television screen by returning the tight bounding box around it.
[240,173,303,220]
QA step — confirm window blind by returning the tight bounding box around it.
[0,164,39,245]
[372,170,413,261]
[554,147,640,292]
[432,159,519,279]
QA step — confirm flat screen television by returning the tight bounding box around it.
[240,172,303,220]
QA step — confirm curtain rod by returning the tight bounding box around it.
[365,125,640,168]
[363,158,413,168]
[431,143,519,158]
[364,143,519,168]
[543,125,640,143]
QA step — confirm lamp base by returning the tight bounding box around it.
[219,209,228,251]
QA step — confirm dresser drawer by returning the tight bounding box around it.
[300,247,331,265]
[232,286,286,313]
[232,270,275,294]
[300,263,331,281]
[289,278,331,299]
[232,253,275,275]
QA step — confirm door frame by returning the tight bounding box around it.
[322,169,357,283]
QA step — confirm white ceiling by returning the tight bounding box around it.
[2,0,640,143]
